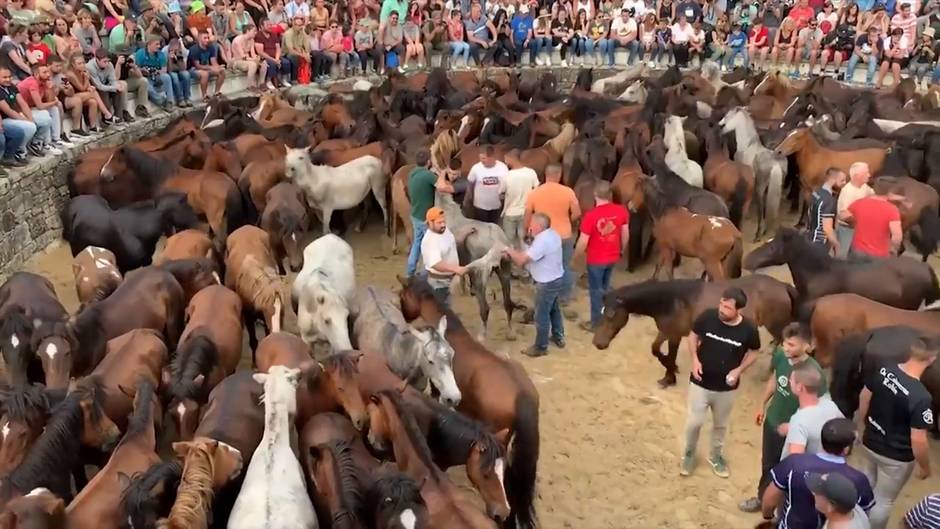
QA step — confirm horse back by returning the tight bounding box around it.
[255,332,311,374]
[182,285,243,350]
[65,447,161,529]
[0,272,66,321]
[196,371,264,462]
[98,268,183,338]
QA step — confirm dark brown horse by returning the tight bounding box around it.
[260,182,308,274]
[399,276,538,529]
[91,329,167,432]
[592,276,798,387]
[702,125,754,229]
[744,227,940,309]
[118,459,182,529]
[0,272,70,388]
[0,385,54,476]
[157,229,216,264]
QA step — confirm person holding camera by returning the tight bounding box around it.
[86,49,145,122]
[133,37,175,109]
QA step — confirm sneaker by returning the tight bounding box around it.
[53,139,73,148]
[522,346,547,358]
[135,106,149,119]
[550,336,566,348]
[545,57,552,66]
[26,143,44,157]
[46,145,63,155]
[560,59,568,67]
[71,128,89,137]
[2,156,27,167]
[102,115,115,125]
[708,454,730,478]
[679,451,695,476]
[122,110,136,123]
[738,497,761,513]
[266,81,276,90]
[59,134,74,146]
[282,79,292,87]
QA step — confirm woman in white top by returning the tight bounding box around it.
[688,19,706,65]
[816,2,838,34]
[835,162,874,257]
[875,26,908,88]
[670,14,692,66]
[574,0,593,19]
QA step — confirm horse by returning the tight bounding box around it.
[642,138,730,219]
[156,258,222,306]
[434,192,518,341]
[744,227,940,309]
[255,335,368,430]
[98,147,249,248]
[65,379,161,529]
[224,225,293,351]
[803,294,940,366]
[239,159,286,214]
[60,194,201,274]
[284,148,389,236]
[254,91,317,129]
[156,230,216,264]
[870,176,940,261]
[71,247,123,310]
[0,487,66,529]
[517,122,577,179]
[701,124,754,229]
[366,390,498,529]
[352,286,461,407]
[0,385,54,475]
[663,115,703,188]
[90,329,167,432]
[366,474,429,529]
[260,183,308,274]
[228,366,318,529]
[161,437,245,529]
[648,207,743,281]
[0,273,70,388]
[829,327,940,438]
[167,285,244,441]
[304,439,372,529]
[68,267,186,387]
[399,276,538,529]
[119,459,182,529]
[293,234,356,354]
[717,107,787,241]
[592,276,798,387]
[0,377,120,506]
[389,163,417,255]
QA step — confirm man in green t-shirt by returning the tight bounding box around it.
[739,322,828,512]
[406,149,441,277]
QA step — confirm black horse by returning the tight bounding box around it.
[60,194,201,274]
[642,136,730,218]
[830,326,940,438]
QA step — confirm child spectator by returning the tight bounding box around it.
[726,22,748,68]
[354,17,382,73]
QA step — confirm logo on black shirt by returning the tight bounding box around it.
[924,409,935,426]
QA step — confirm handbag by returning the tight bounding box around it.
[297,57,311,84]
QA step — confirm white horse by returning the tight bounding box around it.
[228,366,317,529]
[617,80,647,103]
[663,115,704,188]
[293,234,356,355]
[590,63,647,94]
[284,148,389,236]
[718,107,787,241]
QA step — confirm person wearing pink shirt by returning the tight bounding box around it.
[890,2,917,54]
[787,0,816,29]
[321,22,352,77]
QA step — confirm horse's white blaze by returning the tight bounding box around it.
[100,150,116,178]
[176,402,186,423]
[9,334,18,349]
[482,117,491,132]
[212,271,222,284]
[457,115,470,138]
[708,217,724,229]
[782,96,799,118]
[495,457,506,490]
[81,276,90,282]
[399,509,417,529]
[204,118,225,129]
[26,488,50,497]
[272,296,283,334]
[1,422,10,441]
[44,342,58,359]
[754,75,770,94]
[290,232,297,243]
[94,258,111,269]
[200,105,213,128]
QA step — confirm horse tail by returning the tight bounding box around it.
[723,236,743,279]
[925,265,940,306]
[829,332,869,417]
[222,183,249,241]
[911,206,940,262]
[506,391,539,529]
[728,175,748,229]
[765,162,785,232]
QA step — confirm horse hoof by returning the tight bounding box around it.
[657,375,677,388]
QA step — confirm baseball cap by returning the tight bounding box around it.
[806,473,859,513]
[191,0,206,12]
[426,207,445,223]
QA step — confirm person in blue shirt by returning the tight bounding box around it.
[726,23,748,68]
[188,30,226,101]
[133,37,175,109]
[510,3,535,66]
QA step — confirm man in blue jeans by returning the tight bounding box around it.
[405,149,442,277]
[572,182,629,331]
[0,67,38,161]
[134,37,176,108]
[843,26,881,85]
[504,212,565,357]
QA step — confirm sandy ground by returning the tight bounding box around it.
[22,218,940,529]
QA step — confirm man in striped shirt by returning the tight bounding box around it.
[806,168,846,254]
[905,494,940,529]
[890,3,918,54]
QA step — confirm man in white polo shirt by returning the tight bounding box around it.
[504,212,565,357]
[421,206,467,307]
[467,144,509,224]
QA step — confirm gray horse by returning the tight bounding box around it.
[435,191,519,341]
[352,285,462,406]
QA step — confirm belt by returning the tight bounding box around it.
[427,272,454,280]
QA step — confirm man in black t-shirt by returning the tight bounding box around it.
[806,167,845,253]
[680,287,761,479]
[857,338,936,529]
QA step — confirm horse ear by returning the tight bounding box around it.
[252,373,268,385]
[192,374,205,386]
[172,441,194,459]
[437,315,447,336]
[283,144,291,155]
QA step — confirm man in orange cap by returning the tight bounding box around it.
[420,206,467,306]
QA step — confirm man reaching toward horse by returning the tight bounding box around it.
[680,287,761,478]
[420,206,467,307]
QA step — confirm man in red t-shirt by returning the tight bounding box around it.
[839,195,902,261]
[787,0,816,29]
[573,181,629,331]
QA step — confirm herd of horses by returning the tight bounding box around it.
[0,59,940,529]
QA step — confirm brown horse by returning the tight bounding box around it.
[199,142,243,182]
[702,125,754,229]
[71,246,123,310]
[0,272,71,388]
[255,333,368,430]
[255,91,316,128]
[224,225,293,351]
[871,176,940,261]
[367,390,497,529]
[67,267,185,389]
[160,438,244,529]
[166,285,243,442]
[398,276,538,529]
[157,230,215,264]
[98,147,249,248]
[238,159,286,213]
[309,141,387,167]
[650,207,743,281]
[90,329,167,431]
[806,294,940,366]
[0,385,53,476]
[0,377,120,506]
[592,276,798,387]
[517,123,577,179]
[390,163,417,255]
[66,379,161,529]
[156,258,221,306]
[0,487,66,529]
[260,183,308,274]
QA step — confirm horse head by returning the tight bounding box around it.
[408,316,461,407]
[254,365,302,419]
[743,227,799,270]
[69,376,121,452]
[119,460,183,529]
[305,352,368,431]
[31,320,77,392]
[155,194,201,235]
[465,428,511,523]
[366,474,428,529]
[0,310,34,388]
[284,146,314,182]
[0,385,50,475]
[592,291,631,350]
[171,438,243,492]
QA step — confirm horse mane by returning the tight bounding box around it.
[119,147,177,190]
[316,440,368,527]
[123,378,158,444]
[8,377,106,493]
[0,384,49,424]
[779,228,835,270]
[403,276,467,333]
[375,390,439,479]
[170,335,218,402]
[165,442,216,529]
[364,473,424,528]
[605,279,704,318]
[430,130,458,170]
[71,305,106,370]
[0,309,35,375]
[321,351,358,378]
[426,398,503,468]
[234,256,285,311]
[156,115,192,136]
[120,459,183,529]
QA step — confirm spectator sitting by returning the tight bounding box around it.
[231,24,267,92]
[311,0,330,28]
[72,10,101,60]
[354,17,382,74]
[66,53,112,133]
[230,2,253,35]
[107,15,139,55]
[380,10,405,69]
[269,0,290,31]
[133,37,174,109]
[0,66,41,159]
[47,55,86,141]
[422,8,447,67]
[285,0,310,22]
[909,28,935,88]
[446,8,470,68]
[550,6,573,67]
[26,28,52,64]
[875,26,907,88]
[255,18,292,88]
[186,0,213,42]
[603,8,639,67]
[843,25,881,86]
[208,1,234,64]
[86,49,140,122]
[1,24,34,80]
[282,14,310,81]
[163,37,192,106]
[18,62,69,151]
[188,30,226,101]
[307,25,333,82]
[52,17,77,59]
[510,2,535,67]
[402,10,424,69]
[465,2,497,66]
[531,5,552,65]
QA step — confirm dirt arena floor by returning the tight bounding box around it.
[22,218,940,529]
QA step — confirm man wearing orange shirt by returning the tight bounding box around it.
[524,163,580,309]
[787,0,816,29]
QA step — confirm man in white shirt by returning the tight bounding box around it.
[502,149,540,251]
[421,206,467,307]
[285,0,311,21]
[603,8,639,66]
[467,144,509,224]
[835,161,874,257]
